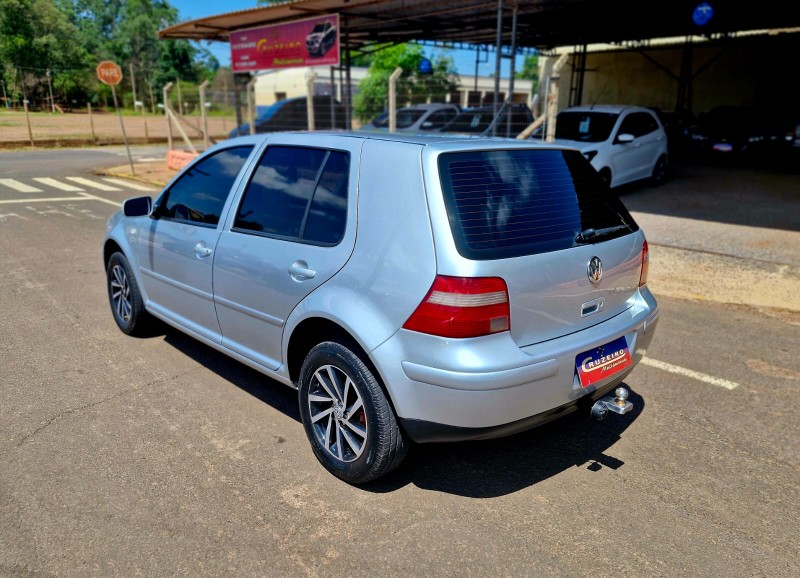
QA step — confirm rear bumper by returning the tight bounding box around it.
[370,288,659,441]
[400,377,627,443]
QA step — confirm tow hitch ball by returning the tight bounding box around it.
[591,387,633,420]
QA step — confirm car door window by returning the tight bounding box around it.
[158,146,253,226]
[234,146,350,245]
[618,113,657,139]
[617,114,641,138]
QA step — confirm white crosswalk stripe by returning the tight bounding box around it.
[32,177,85,192]
[0,179,43,193]
[65,177,121,191]
[101,178,157,192]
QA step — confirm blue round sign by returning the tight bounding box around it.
[693,2,714,26]
[418,58,433,74]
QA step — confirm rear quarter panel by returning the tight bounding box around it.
[284,138,437,357]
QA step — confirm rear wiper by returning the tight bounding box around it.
[575,224,631,243]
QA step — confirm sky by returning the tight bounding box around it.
[169,0,517,79]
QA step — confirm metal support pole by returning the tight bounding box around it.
[344,17,352,129]
[330,66,337,129]
[88,103,96,143]
[176,76,184,116]
[199,80,210,149]
[163,82,174,150]
[492,0,504,137]
[306,72,317,131]
[233,75,244,134]
[507,7,518,138]
[388,67,403,133]
[545,54,569,143]
[111,84,135,176]
[46,70,55,113]
[246,76,258,135]
[23,99,34,147]
[129,63,138,111]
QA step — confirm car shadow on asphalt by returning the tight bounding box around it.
[163,329,301,422]
[162,327,643,498]
[367,391,643,497]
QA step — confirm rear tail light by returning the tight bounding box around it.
[403,276,510,338]
[639,240,649,287]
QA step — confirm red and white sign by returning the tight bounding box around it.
[96,61,123,86]
[230,14,340,73]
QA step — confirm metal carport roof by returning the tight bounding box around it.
[159,0,800,50]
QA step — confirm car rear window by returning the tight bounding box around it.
[438,149,638,260]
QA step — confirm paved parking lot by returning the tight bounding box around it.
[1,149,798,576]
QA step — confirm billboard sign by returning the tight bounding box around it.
[230,14,340,73]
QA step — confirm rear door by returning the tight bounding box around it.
[213,136,359,370]
[434,148,644,347]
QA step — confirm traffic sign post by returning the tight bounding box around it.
[96,61,135,176]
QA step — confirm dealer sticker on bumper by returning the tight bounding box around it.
[576,336,632,388]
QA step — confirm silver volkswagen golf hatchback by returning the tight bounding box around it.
[104,132,659,484]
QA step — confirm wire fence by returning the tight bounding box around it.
[0,64,538,148]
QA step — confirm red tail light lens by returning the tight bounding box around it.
[639,240,649,287]
[403,276,510,338]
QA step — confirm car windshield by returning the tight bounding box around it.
[555,112,619,142]
[396,110,426,128]
[372,109,425,128]
[312,24,326,33]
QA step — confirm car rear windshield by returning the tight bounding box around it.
[438,149,638,260]
[555,112,618,142]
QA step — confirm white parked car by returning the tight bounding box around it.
[552,105,668,188]
[362,103,460,132]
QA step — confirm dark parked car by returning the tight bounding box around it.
[306,21,336,57]
[230,96,347,136]
[686,106,793,157]
[439,104,534,138]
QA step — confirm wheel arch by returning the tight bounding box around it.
[104,238,124,267]
[286,317,403,419]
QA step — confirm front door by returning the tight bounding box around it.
[213,137,358,370]
[137,146,254,342]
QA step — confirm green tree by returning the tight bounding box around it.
[353,43,459,123]
[0,0,89,104]
[515,53,539,91]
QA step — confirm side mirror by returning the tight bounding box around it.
[617,133,635,144]
[420,121,434,130]
[122,196,152,217]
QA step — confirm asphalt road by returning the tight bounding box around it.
[1,149,798,576]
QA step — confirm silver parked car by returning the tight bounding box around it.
[104,133,659,484]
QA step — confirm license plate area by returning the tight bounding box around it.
[576,336,632,388]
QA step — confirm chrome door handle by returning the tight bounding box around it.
[194,242,212,258]
[289,261,316,281]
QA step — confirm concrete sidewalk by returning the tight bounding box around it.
[99,160,800,318]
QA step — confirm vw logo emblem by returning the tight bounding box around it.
[587,256,603,284]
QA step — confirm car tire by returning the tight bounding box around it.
[598,167,612,189]
[298,341,408,484]
[651,155,668,186]
[106,252,152,336]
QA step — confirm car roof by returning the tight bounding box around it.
[222,131,576,153]
[560,104,649,114]
[400,103,459,111]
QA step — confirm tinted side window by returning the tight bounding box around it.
[160,146,253,226]
[438,149,638,260]
[304,151,349,244]
[617,114,641,137]
[234,146,349,245]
